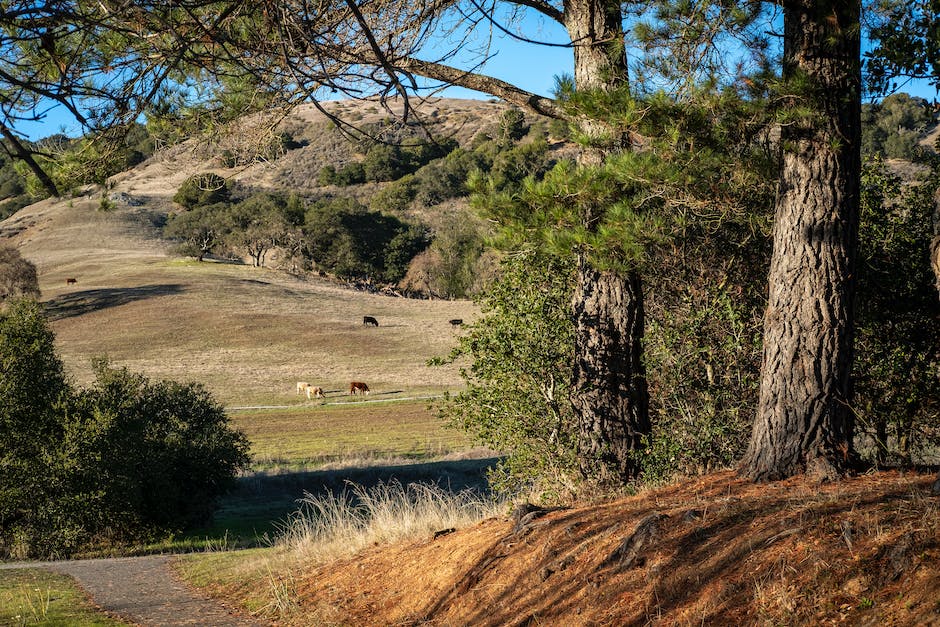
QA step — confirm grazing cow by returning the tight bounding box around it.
[296,381,311,395]
[66,278,77,285]
[349,381,370,395]
[306,386,324,399]
[448,319,463,326]
[363,316,379,327]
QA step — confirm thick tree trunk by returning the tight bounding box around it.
[931,235,939,298]
[564,0,650,483]
[571,262,649,480]
[742,0,861,481]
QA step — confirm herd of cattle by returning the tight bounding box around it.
[294,315,464,401]
[295,381,369,399]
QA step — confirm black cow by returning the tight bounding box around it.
[449,319,463,326]
[363,316,379,327]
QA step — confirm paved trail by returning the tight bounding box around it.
[1,555,267,626]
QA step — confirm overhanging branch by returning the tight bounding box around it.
[396,57,564,118]
[502,0,564,25]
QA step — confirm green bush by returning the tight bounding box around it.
[173,173,230,209]
[436,252,578,498]
[0,302,250,559]
[854,157,940,464]
[0,245,40,303]
[497,108,528,147]
[303,198,428,282]
[76,360,251,533]
[369,175,419,213]
[861,93,934,160]
[363,144,406,182]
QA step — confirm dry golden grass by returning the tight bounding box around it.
[7,194,474,407]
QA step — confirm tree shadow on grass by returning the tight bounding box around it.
[43,284,187,320]
[197,456,502,547]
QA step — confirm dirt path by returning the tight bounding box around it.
[2,555,268,626]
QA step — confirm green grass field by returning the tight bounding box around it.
[0,569,129,626]
[231,399,470,471]
[173,399,495,551]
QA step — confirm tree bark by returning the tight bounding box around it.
[572,262,649,480]
[931,234,939,298]
[563,0,650,483]
[742,0,861,481]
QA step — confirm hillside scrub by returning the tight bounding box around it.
[0,300,250,559]
[0,244,39,303]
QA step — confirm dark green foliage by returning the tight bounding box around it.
[75,360,251,534]
[640,221,769,482]
[413,148,488,206]
[303,197,428,282]
[369,175,419,213]
[0,301,70,544]
[173,173,230,209]
[321,161,365,186]
[436,252,578,497]
[497,108,528,147]
[0,245,40,302]
[163,203,228,261]
[318,165,338,186]
[854,157,940,464]
[363,144,406,182]
[0,144,39,215]
[122,123,157,168]
[0,303,250,559]
[487,139,552,191]
[861,93,934,159]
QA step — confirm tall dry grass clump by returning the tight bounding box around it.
[278,480,506,564]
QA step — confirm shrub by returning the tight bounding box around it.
[861,93,934,160]
[854,157,940,464]
[0,303,250,558]
[363,144,406,182]
[0,245,40,304]
[435,252,579,498]
[369,175,419,214]
[76,360,251,534]
[303,198,428,281]
[173,173,230,209]
[497,108,528,147]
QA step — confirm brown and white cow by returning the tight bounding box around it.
[349,381,370,395]
[306,386,324,399]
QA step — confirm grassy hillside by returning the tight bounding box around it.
[3,177,475,408]
[0,99,500,554]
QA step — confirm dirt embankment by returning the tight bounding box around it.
[212,470,940,626]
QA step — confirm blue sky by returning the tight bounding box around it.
[12,11,938,141]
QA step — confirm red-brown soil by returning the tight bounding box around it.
[251,470,939,625]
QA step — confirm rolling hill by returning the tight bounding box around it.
[0,99,517,406]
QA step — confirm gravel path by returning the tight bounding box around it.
[2,555,268,626]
